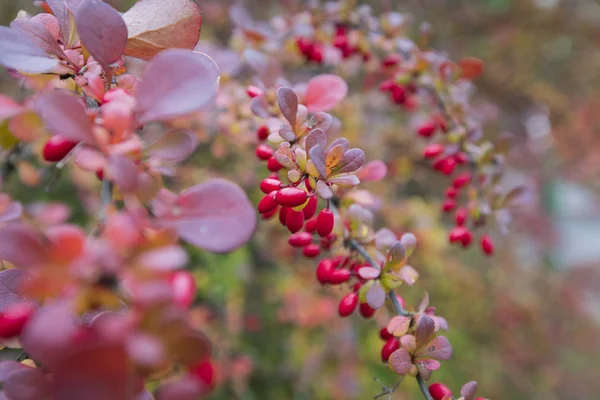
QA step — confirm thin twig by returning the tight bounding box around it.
[416,373,435,400]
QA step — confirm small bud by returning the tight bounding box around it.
[247,85,264,99]
[455,208,467,226]
[445,187,458,199]
[42,135,79,162]
[442,199,456,212]
[453,172,472,189]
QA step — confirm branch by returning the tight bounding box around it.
[416,373,435,400]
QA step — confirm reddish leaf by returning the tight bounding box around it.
[3,366,51,400]
[304,74,348,112]
[10,15,66,60]
[34,90,96,144]
[53,342,137,400]
[107,155,139,193]
[46,0,83,46]
[358,160,387,182]
[458,57,484,80]
[415,336,453,361]
[0,361,29,381]
[0,96,22,121]
[460,381,478,400]
[135,49,220,124]
[155,376,205,400]
[0,26,58,73]
[146,130,198,162]
[416,315,436,349]
[358,266,380,280]
[250,96,270,118]
[123,0,203,60]
[75,0,127,72]
[387,316,411,337]
[0,269,31,312]
[388,348,412,375]
[335,148,365,174]
[0,224,47,268]
[305,128,327,155]
[155,179,256,253]
[277,87,298,127]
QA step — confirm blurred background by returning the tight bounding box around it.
[2,0,600,399]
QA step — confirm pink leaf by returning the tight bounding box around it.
[107,155,139,193]
[305,128,327,155]
[399,265,419,286]
[123,0,203,61]
[415,336,453,361]
[34,90,96,144]
[250,96,270,118]
[358,160,387,182]
[136,245,189,271]
[416,358,441,373]
[388,348,412,375]
[366,282,386,309]
[460,381,478,400]
[147,130,198,162]
[335,148,365,174]
[309,112,333,132]
[3,366,51,400]
[0,361,29,381]
[10,16,66,60]
[46,0,83,45]
[0,95,22,121]
[155,376,205,400]
[375,228,397,251]
[387,316,411,337]
[358,266,380,280]
[304,74,348,112]
[156,179,256,253]
[415,315,436,349]
[75,0,127,72]
[0,224,47,268]
[135,49,220,124]
[0,269,31,312]
[277,87,298,127]
[0,26,58,73]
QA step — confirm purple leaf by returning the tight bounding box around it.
[375,228,396,251]
[0,26,58,73]
[327,138,349,153]
[304,128,327,155]
[0,95,22,121]
[135,50,220,124]
[358,160,387,182]
[366,282,386,309]
[358,266,380,280]
[309,112,333,132]
[388,349,412,375]
[399,265,419,286]
[136,245,188,271]
[277,87,298,127]
[0,269,31,312]
[3,366,51,400]
[460,381,478,400]
[250,96,270,118]
[10,16,66,60]
[34,90,96,144]
[418,292,430,313]
[415,315,436,349]
[147,130,198,162]
[304,74,348,112]
[75,0,127,72]
[308,145,327,178]
[46,0,83,46]
[107,155,139,193]
[0,362,29,382]
[157,179,256,253]
[335,148,365,174]
[415,336,453,361]
[416,358,440,378]
[0,224,47,268]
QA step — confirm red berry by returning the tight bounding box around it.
[359,302,376,318]
[305,217,317,233]
[445,187,458,199]
[309,44,323,63]
[453,172,472,189]
[455,208,467,226]
[42,135,79,162]
[429,383,453,400]
[279,206,290,226]
[256,124,269,141]
[379,79,395,92]
[0,303,34,338]
[391,85,406,104]
[189,359,216,392]
[261,206,278,220]
[329,269,351,284]
[316,259,334,284]
[461,230,473,247]
[170,271,196,309]
[286,209,305,233]
[454,152,469,164]
[258,192,278,214]
[379,327,393,341]
[481,235,494,255]
[288,232,313,247]
[382,54,401,67]
[417,121,437,138]
[296,36,313,55]
[449,226,470,243]
[247,85,264,99]
[424,143,445,158]
[267,156,283,172]
[95,169,104,181]
[338,293,358,317]
[381,338,400,362]
[302,196,318,219]
[442,199,456,212]
[276,187,308,207]
[303,244,320,258]
[256,144,274,161]
[260,178,281,194]
[316,208,334,237]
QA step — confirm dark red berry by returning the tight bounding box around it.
[0,303,34,338]
[453,172,472,189]
[189,359,216,392]
[379,79,395,92]
[424,143,444,158]
[279,206,290,226]
[338,293,358,317]
[316,208,334,237]
[417,121,437,138]
[302,196,318,219]
[429,383,453,400]
[258,192,278,214]
[449,226,470,243]
[42,135,78,162]
[303,243,320,258]
[455,208,467,226]
[286,209,305,233]
[359,302,376,318]
[481,235,494,255]
[95,169,104,181]
[247,86,263,99]
[261,206,278,220]
[256,144,274,161]
[305,217,317,233]
[445,187,458,199]
[461,230,473,247]
[316,259,333,284]
[276,187,308,207]
[442,199,456,212]
[260,178,281,194]
[267,156,283,172]
[288,232,313,247]
[379,327,393,341]
[382,54,401,67]
[381,338,400,362]
[256,124,269,141]
[391,85,406,104]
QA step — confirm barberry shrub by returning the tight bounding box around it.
[0,0,523,399]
